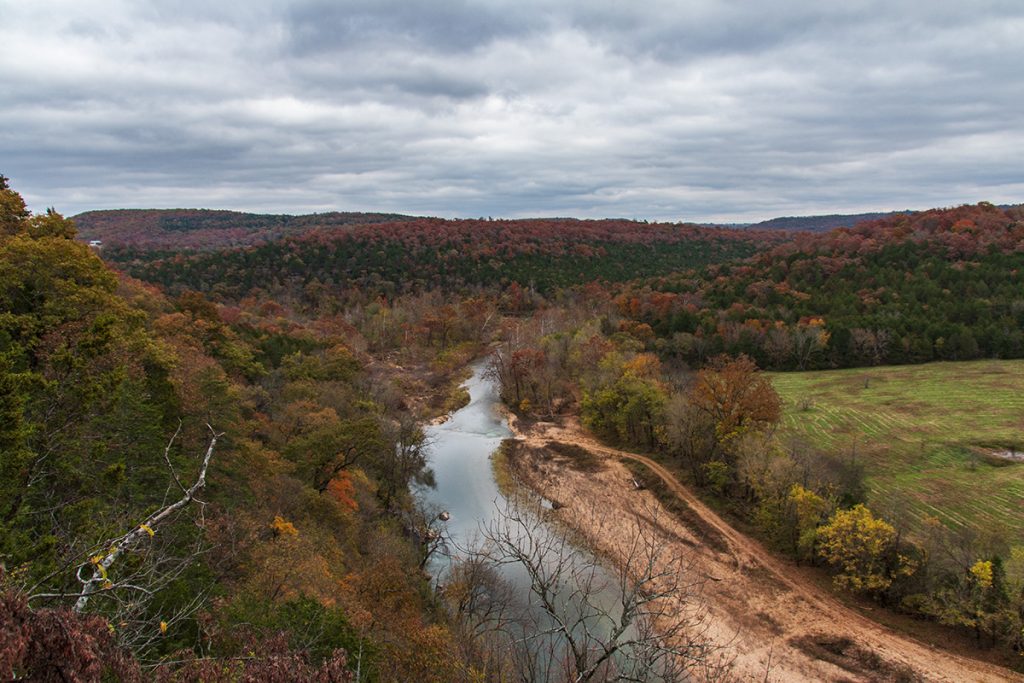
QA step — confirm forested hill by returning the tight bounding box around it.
[73,208,417,250]
[746,210,914,232]
[616,202,1024,369]
[105,217,790,298]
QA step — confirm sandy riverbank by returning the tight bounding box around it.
[504,413,1021,682]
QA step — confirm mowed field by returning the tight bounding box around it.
[769,360,1024,544]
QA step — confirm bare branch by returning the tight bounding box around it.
[161,419,187,495]
[454,490,731,682]
[73,425,221,613]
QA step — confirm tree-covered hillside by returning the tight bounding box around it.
[105,217,788,299]
[73,208,417,250]
[614,203,1024,369]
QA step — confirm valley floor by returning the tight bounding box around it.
[506,414,1022,682]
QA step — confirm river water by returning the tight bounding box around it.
[419,362,650,681]
[421,362,511,547]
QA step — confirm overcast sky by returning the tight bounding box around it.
[2,1,1022,222]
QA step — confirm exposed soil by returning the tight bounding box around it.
[506,413,1022,682]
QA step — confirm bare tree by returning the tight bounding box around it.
[27,423,221,655]
[378,415,434,509]
[444,551,523,680]
[404,496,450,571]
[71,424,219,612]
[663,393,719,486]
[456,493,731,682]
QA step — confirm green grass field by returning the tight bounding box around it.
[769,360,1024,544]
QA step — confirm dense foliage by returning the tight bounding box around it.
[0,177,487,681]
[615,203,1024,369]
[73,208,416,250]
[103,217,785,299]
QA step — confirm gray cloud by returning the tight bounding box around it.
[285,0,537,55]
[1,0,1022,222]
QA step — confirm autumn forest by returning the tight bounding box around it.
[3,175,1024,681]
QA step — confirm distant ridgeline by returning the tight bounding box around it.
[616,202,1024,369]
[90,215,789,298]
[73,208,418,250]
[745,210,916,233]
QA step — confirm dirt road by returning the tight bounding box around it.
[507,414,1021,682]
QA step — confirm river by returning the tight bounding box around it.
[421,361,511,547]
[419,361,651,681]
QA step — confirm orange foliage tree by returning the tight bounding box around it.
[688,354,782,478]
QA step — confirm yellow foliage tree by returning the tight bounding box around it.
[788,484,828,561]
[817,504,915,595]
[970,559,994,589]
[271,515,299,537]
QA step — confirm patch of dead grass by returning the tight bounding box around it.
[544,440,606,473]
[789,634,921,683]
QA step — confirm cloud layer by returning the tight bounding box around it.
[2,1,1022,221]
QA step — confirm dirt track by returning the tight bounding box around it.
[507,414,1021,682]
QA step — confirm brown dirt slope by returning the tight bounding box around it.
[507,414,1022,682]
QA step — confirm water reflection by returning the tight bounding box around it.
[422,363,510,544]
[420,363,670,682]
